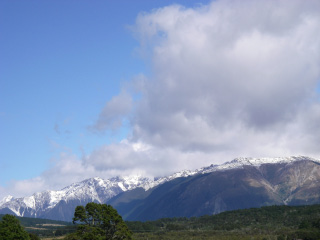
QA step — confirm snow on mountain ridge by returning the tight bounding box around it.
[227,156,319,168]
[157,156,320,180]
[0,195,14,206]
[1,156,319,218]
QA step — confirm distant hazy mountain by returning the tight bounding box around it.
[1,156,319,221]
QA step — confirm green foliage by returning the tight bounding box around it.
[0,213,74,238]
[0,214,30,240]
[28,232,40,240]
[126,204,320,239]
[299,219,312,229]
[313,218,320,229]
[69,202,133,240]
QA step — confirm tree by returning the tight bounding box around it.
[0,214,30,240]
[70,202,132,240]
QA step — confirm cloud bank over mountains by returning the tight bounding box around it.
[3,0,320,198]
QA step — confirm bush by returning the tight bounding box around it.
[0,214,31,240]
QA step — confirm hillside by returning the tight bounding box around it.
[110,158,320,221]
[129,204,320,240]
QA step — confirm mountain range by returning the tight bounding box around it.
[1,156,320,221]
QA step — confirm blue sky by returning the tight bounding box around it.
[0,0,211,193]
[1,0,320,198]
[1,1,139,183]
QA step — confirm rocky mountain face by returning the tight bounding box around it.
[109,157,320,221]
[1,156,319,221]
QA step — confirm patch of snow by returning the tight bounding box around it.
[0,195,14,205]
[23,196,35,209]
[10,207,22,217]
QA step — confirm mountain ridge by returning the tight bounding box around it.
[1,156,319,221]
[109,157,320,221]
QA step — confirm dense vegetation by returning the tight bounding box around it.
[0,214,40,240]
[128,204,320,240]
[1,204,320,239]
[65,202,132,240]
[0,214,74,238]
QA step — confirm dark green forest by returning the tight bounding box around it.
[0,214,75,238]
[1,204,320,239]
[128,204,320,239]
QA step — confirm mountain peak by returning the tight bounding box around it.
[0,195,14,205]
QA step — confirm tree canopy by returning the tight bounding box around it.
[0,214,30,240]
[66,202,132,240]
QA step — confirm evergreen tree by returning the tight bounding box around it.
[69,202,132,240]
[0,214,30,240]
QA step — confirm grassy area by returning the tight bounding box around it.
[133,231,278,240]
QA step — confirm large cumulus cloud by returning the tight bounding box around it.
[130,0,320,155]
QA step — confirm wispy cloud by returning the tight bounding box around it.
[89,91,133,133]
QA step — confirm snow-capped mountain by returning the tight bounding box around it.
[109,156,320,221]
[141,156,320,190]
[0,176,153,219]
[1,156,319,221]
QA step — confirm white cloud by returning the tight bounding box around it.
[130,0,320,154]
[90,91,132,133]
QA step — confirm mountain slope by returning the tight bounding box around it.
[109,157,320,221]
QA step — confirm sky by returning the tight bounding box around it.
[1,0,320,199]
